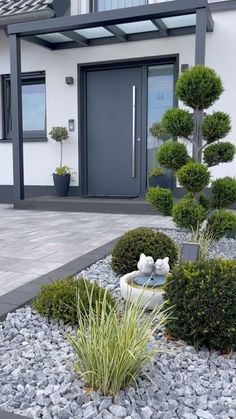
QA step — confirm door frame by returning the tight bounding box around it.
[78,54,179,197]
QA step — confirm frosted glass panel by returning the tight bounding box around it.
[147,65,174,174]
[76,27,113,39]
[117,20,157,34]
[22,84,46,131]
[37,33,72,43]
[96,0,146,11]
[162,14,196,29]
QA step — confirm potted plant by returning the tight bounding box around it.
[49,126,71,197]
[149,122,171,188]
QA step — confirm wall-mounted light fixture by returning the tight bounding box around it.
[68,119,75,132]
[65,76,74,85]
[181,64,189,72]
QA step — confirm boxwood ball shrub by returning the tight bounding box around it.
[172,197,206,231]
[161,108,194,139]
[206,210,236,240]
[33,277,116,325]
[111,228,178,276]
[176,65,223,110]
[176,162,210,193]
[157,141,189,171]
[164,259,236,351]
[211,177,236,209]
[203,142,236,167]
[146,187,173,216]
[201,112,231,144]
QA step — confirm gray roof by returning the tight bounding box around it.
[0,0,54,17]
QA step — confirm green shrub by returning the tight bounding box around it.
[49,126,69,142]
[67,289,167,396]
[202,112,231,144]
[206,210,236,240]
[172,198,206,231]
[161,108,194,138]
[146,187,173,216]
[164,259,236,350]
[204,142,235,167]
[211,177,236,208]
[176,66,224,110]
[111,228,178,276]
[157,141,189,171]
[199,192,211,211]
[176,162,210,193]
[33,277,116,325]
[149,122,166,139]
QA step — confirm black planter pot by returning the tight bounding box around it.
[53,173,71,197]
[149,174,171,189]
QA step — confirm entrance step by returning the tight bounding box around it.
[14,196,158,215]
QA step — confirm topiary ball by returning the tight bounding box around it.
[111,228,178,276]
[161,108,194,138]
[164,259,236,351]
[202,112,231,144]
[146,187,173,216]
[176,65,223,110]
[204,142,235,167]
[211,176,236,208]
[176,161,210,193]
[33,277,116,325]
[172,197,206,231]
[157,141,189,171]
[206,210,236,240]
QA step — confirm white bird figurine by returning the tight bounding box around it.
[137,253,154,275]
[154,257,170,276]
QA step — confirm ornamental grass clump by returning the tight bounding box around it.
[146,65,236,243]
[67,286,168,396]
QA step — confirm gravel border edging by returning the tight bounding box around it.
[0,238,118,322]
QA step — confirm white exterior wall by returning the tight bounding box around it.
[0,6,235,187]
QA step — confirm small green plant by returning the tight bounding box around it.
[49,126,69,171]
[149,122,166,140]
[67,287,168,396]
[201,112,231,144]
[206,210,236,240]
[176,161,210,193]
[157,141,189,171]
[111,228,178,276]
[146,187,173,216]
[203,142,236,167]
[172,197,206,231]
[54,165,72,176]
[164,259,236,351]
[211,177,236,209]
[33,277,116,325]
[149,167,164,177]
[162,108,194,139]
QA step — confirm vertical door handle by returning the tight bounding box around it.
[132,85,136,178]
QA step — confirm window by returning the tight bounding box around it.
[93,0,147,12]
[2,72,46,141]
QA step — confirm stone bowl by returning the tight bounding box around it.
[120,271,164,309]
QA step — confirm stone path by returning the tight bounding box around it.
[0,204,174,297]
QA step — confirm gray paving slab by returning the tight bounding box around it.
[0,204,174,297]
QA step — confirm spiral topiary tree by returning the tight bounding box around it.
[146,66,236,241]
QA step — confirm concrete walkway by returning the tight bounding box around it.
[0,204,174,297]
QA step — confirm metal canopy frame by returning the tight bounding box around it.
[8,0,213,202]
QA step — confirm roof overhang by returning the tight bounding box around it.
[7,0,214,51]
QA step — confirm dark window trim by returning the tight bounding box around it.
[90,0,148,13]
[1,71,47,142]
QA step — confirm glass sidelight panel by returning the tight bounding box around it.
[96,0,146,11]
[147,64,174,175]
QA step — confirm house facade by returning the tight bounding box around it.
[0,0,235,203]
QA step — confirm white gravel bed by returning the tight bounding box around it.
[0,230,235,419]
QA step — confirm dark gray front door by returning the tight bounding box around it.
[86,67,142,197]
